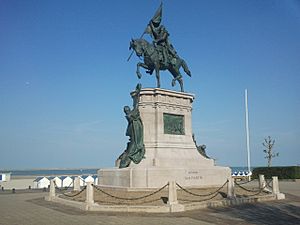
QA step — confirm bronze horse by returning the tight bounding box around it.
[129,38,191,92]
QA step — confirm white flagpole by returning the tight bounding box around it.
[245,89,251,173]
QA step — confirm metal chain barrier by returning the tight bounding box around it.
[178,189,222,202]
[63,180,74,190]
[64,180,75,190]
[234,180,271,197]
[237,185,264,197]
[60,186,87,198]
[95,196,165,205]
[234,178,257,185]
[54,180,87,198]
[92,183,168,201]
[266,179,273,188]
[54,180,74,191]
[79,176,86,182]
[53,181,59,190]
[176,180,228,197]
[234,180,261,193]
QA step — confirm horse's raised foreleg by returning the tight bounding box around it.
[169,67,184,92]
[136,62,150,79]
[171,74,182,86]
[172,75,184,92]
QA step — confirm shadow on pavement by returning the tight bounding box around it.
[29,193,300,225]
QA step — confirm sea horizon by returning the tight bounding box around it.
[1,166,257,177]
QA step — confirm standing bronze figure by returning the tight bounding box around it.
[118,84,145,168]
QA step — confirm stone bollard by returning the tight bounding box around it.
[272,176,285,200]
[45,179,56,201]
[74,176,81,191]
[49,179,56,200]
[168,181,184,212]
[168,181,178,205]
[272,176,280,194]
[227,178,235,199]
[259,174,266,190]
[85,182,94,208]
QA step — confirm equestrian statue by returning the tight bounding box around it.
[128,3,191,92]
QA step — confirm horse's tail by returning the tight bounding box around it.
[181,59,191,77]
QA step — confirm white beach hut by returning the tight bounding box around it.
[48,176,62,187]
[33,177,50,189]
[80,175,94,186]
[0,172,11,182]
[79,176,85,186]
[60,176,73,188]
[92,175,98,185]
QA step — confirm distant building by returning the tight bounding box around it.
[80,175,95,186]
[92,175,98,185]
[60,176,73,187]
[0,172,11,182]
[48,176,62,187]
[33,177,50,189]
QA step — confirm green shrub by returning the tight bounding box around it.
[252,166,300,179]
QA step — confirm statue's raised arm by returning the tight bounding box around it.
[133,83,142,109]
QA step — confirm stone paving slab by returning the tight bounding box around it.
[0,182,299,225]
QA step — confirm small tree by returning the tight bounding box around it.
[262,136,279,167]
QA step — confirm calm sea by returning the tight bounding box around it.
[1,167,254,176]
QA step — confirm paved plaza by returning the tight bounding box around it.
[0,181,299,225]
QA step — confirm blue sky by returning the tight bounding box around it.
[0,0,299,169]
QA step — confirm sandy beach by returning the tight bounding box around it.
[0,176,35,190]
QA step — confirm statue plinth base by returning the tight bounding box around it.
[98,88,231,188]
[99,166,230,189]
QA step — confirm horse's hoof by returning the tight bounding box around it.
[171,80,176,87]
[137,72,142,79]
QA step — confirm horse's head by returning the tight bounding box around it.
[129,39,146,58]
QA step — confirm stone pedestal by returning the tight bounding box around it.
[98,88,231,188]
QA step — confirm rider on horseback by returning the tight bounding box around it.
[145,14,178,67]
[128,3,191,92]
